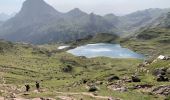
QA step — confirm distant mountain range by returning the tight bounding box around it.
[0,0,170,44]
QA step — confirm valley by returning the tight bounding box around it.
[0,0,169,100]
[0,35,169,100]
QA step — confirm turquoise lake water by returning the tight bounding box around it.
[67,43,145,59]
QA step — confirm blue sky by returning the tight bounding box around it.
[0,0,170,15]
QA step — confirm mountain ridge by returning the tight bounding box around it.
[0,0,170,44]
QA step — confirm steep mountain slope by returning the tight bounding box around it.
[0,0,63,44]
[136,12,170,41]
[0,0,169,44]
[153,12,170,28]
[119,8,170,35]
[0,0,116,44]
[121,12,170,56]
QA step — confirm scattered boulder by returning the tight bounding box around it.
[88,85,98,92]
[153,67,169,82]
[157,75,169,82]
[107,75,120,82]
[152,86,170,96]
[153,67,167,76]
[131,75,141,82]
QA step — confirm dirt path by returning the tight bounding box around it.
[57,96,75,100]
[0,88,118,100]
[0,91,118,100]
[56,91,118,100]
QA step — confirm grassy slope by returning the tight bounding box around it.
[0,40,168,100]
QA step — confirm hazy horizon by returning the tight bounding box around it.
[0,0,170,16]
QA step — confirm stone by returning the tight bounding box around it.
[107,75,120,82]
[88,85,98,92]
[131,75,141,82]
[157,75,169,82]
[153,68,167,76]
[152,86,170,96]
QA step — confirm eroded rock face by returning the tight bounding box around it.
[152,86,170,96]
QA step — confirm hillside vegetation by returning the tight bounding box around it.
[0,40,169,100]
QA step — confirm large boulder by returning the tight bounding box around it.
[88,85,98,92]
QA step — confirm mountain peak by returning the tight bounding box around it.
[3,0,62,29]
[23,0,46,8]
[67,8,87,17]
[24,0,44,3]
[19,0,60,17]
[72,8,81,12]
[104,14,117,17]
